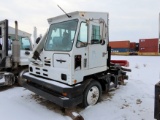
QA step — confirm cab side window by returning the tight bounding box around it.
[91,25,100,44]
[76,22,88,48]
[21,37,31,50]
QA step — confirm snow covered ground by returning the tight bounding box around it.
[0,56,159,120]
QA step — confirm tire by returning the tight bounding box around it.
[17,69,28,86]
[82,80,102,108]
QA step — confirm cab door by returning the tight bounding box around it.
[88,22,107,69]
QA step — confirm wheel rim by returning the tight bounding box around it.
[87,86,100,105]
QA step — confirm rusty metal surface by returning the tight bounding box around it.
[109,40,130,48]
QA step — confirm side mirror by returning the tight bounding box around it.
[35,37,41,44]
[100,40,105,45]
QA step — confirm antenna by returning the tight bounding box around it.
[57,5,71,18]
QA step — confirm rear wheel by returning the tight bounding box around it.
[82,80,102,108]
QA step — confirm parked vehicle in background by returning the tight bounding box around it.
[0,19,33,86]
[129,51,138,55]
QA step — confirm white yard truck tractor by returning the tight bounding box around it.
[22,11,130,111]
[0,19,33,86]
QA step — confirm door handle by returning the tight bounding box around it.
[56,59,66,63]
[102,52,107,57]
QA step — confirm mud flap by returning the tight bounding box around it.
[65,108,84,120]
[155,82,160,119]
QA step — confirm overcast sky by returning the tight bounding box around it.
[0,0,160,42]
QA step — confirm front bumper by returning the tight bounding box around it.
[22,73,84,108]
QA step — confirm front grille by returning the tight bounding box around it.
[43,73,48,76]
[43,69,48,72]
[36,72,40,74]
[36,67,40,70]
[44,60,51,66]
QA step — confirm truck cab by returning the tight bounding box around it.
[7,27,33,66]
[23,11,129,108]
[29,11,109,85]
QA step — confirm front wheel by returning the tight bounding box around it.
[17,69,28,86]
[82,80,102,108]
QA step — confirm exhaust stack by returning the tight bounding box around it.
[33,27,37,44]
[12,21,20,67]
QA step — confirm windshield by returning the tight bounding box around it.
[45,19,78,51]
